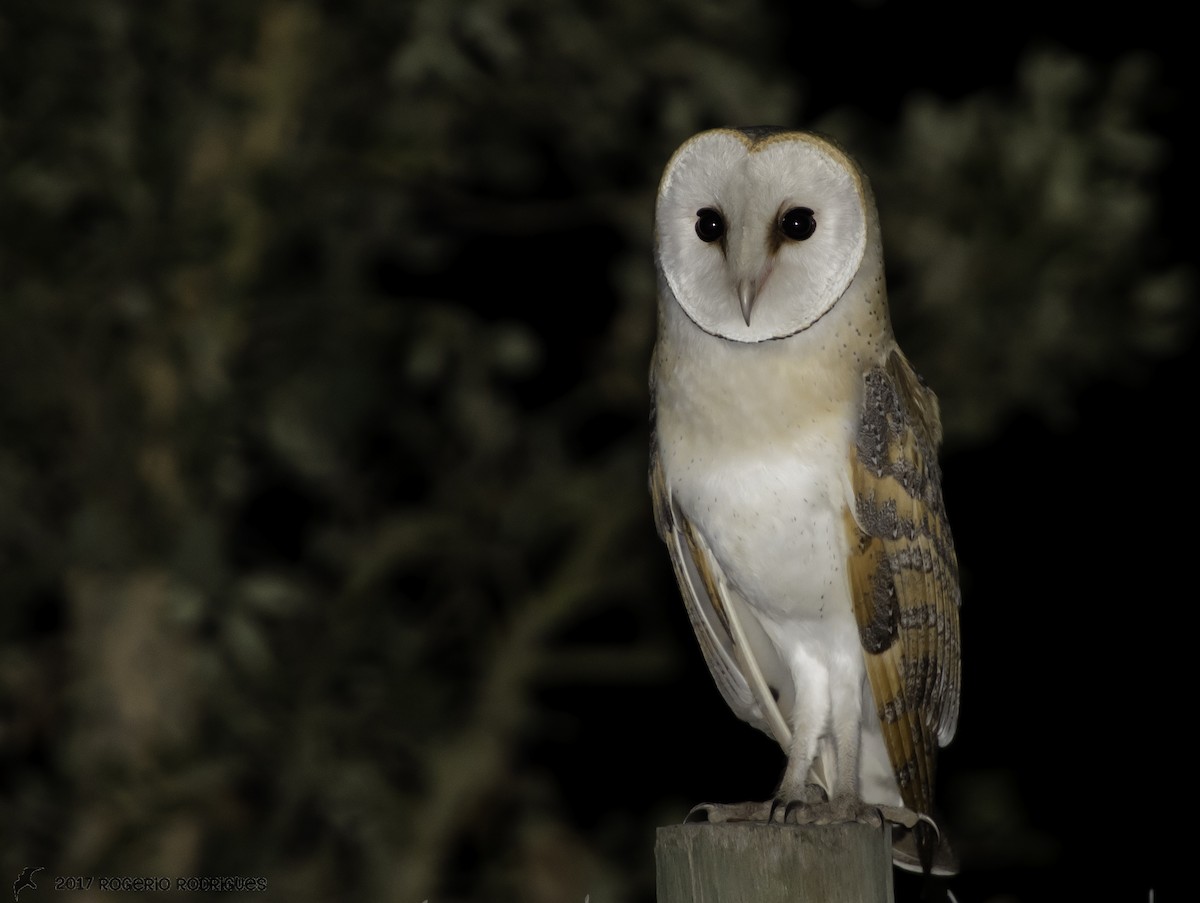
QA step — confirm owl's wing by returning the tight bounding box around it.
[847,349,961,821]
[650,396,792,747]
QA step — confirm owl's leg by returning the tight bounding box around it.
[691,660,828,825]
[784,667,885,827]
[825,668,864,814]
[775,653,827,817]
[685,680,824,826]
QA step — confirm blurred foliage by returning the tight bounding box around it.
[0,1,1189,902]
[826,49,1191,438]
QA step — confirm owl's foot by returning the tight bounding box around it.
[687,785,828,824]
[774,782,828,822]
[685,795,931,833]
[783,797,926,829]
[874,804,929,832]
[684,800,775,823]
[783,796,873,826]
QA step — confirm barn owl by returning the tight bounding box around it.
[649,128,961,874]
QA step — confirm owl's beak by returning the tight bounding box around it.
[737,278,761,326]
[730,225,771,326]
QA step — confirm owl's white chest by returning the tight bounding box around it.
[668,412,854,627]
[655,321,879,793]
[655,305,864,636]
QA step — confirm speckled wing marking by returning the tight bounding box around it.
[650,374,791,746]
[847,349,961,820]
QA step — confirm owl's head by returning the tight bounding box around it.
[655,128,879,344]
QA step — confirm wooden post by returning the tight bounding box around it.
[656,822,894,903]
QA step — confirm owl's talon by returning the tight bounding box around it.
[860,807,884,828]
[683,800,775,824]
[684,803,713,823]
[775,781,826,823]
[918,812,941,842]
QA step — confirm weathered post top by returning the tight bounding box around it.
[656,822,894,903]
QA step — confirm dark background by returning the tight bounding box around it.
[1,1,1188,901]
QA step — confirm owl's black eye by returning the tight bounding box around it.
[695,208,725,243]
[780,207,817,241]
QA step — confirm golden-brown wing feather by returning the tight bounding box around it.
[847,349,961,819]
